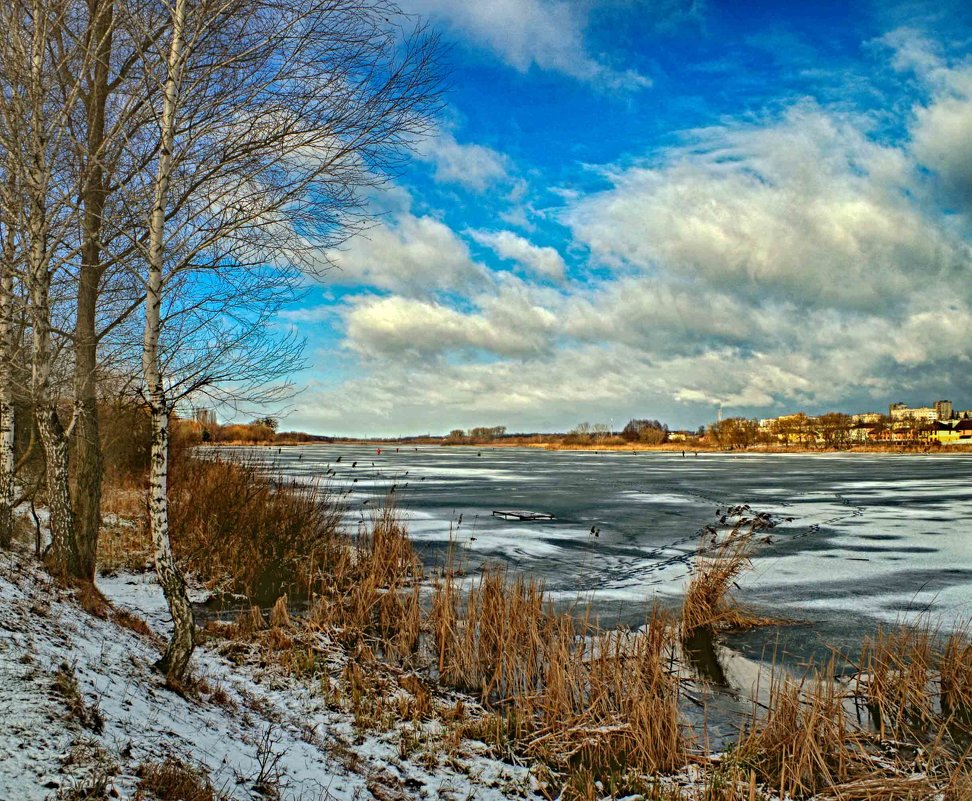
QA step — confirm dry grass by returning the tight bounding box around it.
[98,482,152,574]
[53,662,104,733]
[856,624,936,738]
[682,529,764,638]
[940,627,972,717]
[734,664,864,798]
[305,505,423,662]
[433,566,686,797]
[269,595,291,629]
[135,756,222,801]
[111,607,157,641]
[168,450,345,604]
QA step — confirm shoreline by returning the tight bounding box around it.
[222,438,972,455]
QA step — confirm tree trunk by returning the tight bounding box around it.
[0,244,14,548]
[149,405,193,680]
[73,276,101,578]
[71,0,115,581]
[145,0,194,683]
[35,401,76,574]
[26,0,77,574]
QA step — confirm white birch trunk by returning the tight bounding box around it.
[0,242,14,547]
[26,0,76,573]
[144,0,194,682]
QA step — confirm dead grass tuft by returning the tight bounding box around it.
[857,624,936,738]
[111,608,156,641]
[53,662,104,733]
[72,580,109,619]
[135,756,222,801]
[54,739,118,801]
[681,529,764,639]
[940,627,972,717]
[269,595,290,629]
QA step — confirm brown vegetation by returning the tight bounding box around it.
[53,662,104,733]
[135,757,222,801]
[167,450,344,603]
[940,626,972,717]
[681,529,766,639]
[735,666,863,798]
[430,568,687,795]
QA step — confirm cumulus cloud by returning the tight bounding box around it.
[344,294,556,358]
[910,74,972,211]
[564,103,964,310]
[403,0,650,90]
[414,129,510,191]
[323,212,487,295]
[470,229,566,280]
[880,29,972,212]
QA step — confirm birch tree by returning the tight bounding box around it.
[0,168,17,547]
[0,0,91,575]
[142,0,192,681]
[134,0,439,681]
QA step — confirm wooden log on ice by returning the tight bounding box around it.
[491,510,555,521]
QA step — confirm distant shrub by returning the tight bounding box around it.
[214,423,275,443]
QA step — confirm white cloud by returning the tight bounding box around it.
[881,29,972,211]
[564,103,964,310]
[403,0,650,90]
[344,294,555,358]
[323,212,487,295]
[414,129,510,191]
[910,72,972,212]
[470,229,566,280]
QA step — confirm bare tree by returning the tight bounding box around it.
[130,0,440,681]
[0,0,94,574]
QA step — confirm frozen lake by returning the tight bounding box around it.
[215,444,972,659]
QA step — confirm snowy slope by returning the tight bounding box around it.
[0,549,531,800]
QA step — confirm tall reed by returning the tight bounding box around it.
[682,528,757,638]
[432,566,686,796]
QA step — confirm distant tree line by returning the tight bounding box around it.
[445,426,507,443]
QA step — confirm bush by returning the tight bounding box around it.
[168,450,344,604]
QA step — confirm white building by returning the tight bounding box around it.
[889,404,938,422]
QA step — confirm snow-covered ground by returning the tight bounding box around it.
[0,548,532,800]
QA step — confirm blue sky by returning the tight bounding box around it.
[272,0,972,437]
